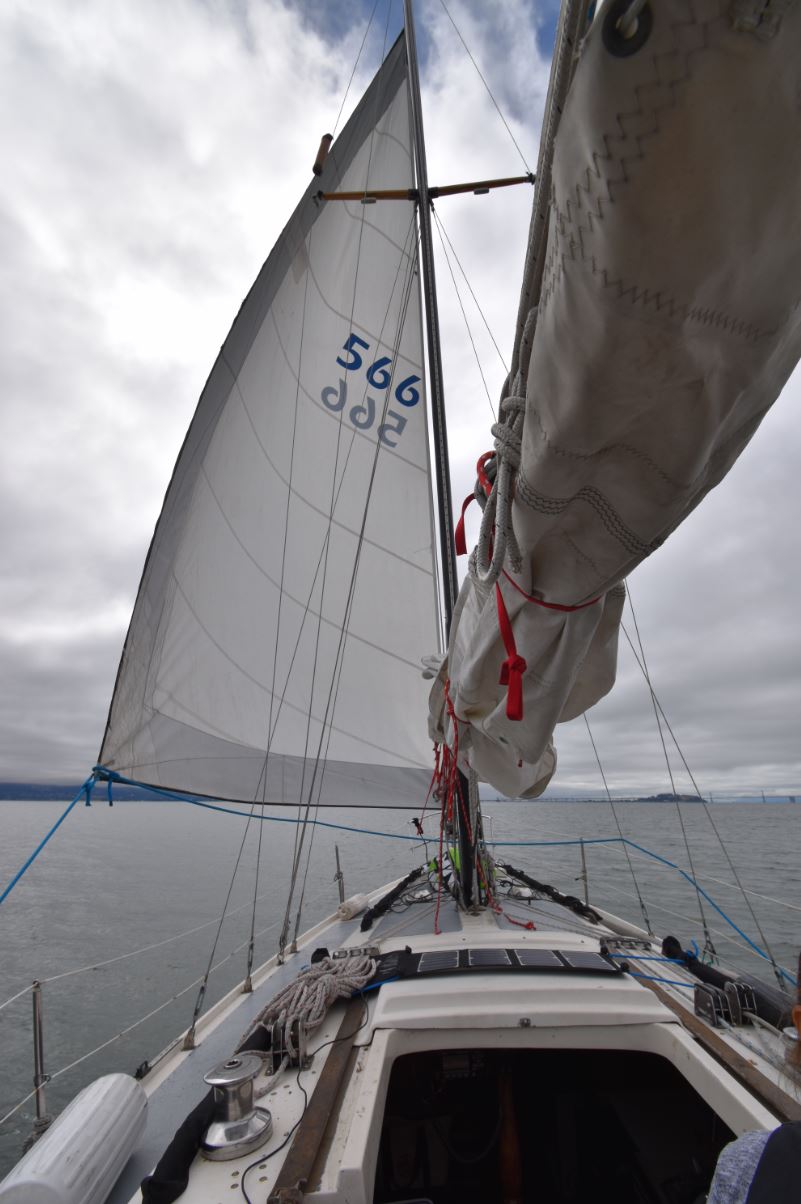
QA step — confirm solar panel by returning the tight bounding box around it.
[468,949,511,967]
[513,949,563,968]
[418,950,460,973]
[558,951,617,972]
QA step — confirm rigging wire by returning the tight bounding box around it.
[498,815,801,916]
[583,713,652,934]
[433,210,509,374]
[625,583,717,961]
[288,216,421,945]
[596,877,793,975]
[619,619,786,989]
[279,12,407,953]
[245,800,266,989]
[436,0,532,173]
[216,228,318,980]
[285,237,379,950]
[0,916,282,1134]
[267,3,400,941]
[40,890,276,987]
[432,207,497,420]
[263,41,401,948]
[184,802,258,1045]
[272,222,317,951]
[279,4,400,941]
[0,984,33,1014]
[332,0,382,138]
[65,775,796,986]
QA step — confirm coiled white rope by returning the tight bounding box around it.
[469,308,538,590]
[244,953,375,1060]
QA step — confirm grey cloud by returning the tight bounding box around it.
[1,0,799,800]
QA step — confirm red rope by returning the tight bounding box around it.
[454,493,473,557]
[430,683,535,931]
[473,840,536,931]
[434,797,445,936]
[501,569,601,613]
[453,449,601,721]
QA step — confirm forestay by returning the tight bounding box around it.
[100,34,442,809]
[433,0,801,797]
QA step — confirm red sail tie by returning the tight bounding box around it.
[495,582,526,721]
[454,492,474,557]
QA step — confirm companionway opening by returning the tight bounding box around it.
[373,1047,734,1204]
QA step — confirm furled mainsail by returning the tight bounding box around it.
[100,35,442,809]
[433,0,801,797]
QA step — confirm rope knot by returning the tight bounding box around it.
[468,370,528,588]
[499,654,527,721]
[499,654,527,684]
[494,582,526,721]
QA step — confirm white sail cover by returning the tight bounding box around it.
[100,35,442,809]
[433,0,801,797]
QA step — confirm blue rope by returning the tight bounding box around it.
[608,954,685,964]
[628,972,696,990]
[0,774,96,906]
[618,838,797,987]
[90,768,797,986]
[497,832,796,986]
[94,768,428,844]
[490,837,624,848]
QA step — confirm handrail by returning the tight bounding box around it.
[0,916,281,1133]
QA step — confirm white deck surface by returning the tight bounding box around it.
[94,882,793,1204]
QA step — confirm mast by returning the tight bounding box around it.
[404,0,479,907]
[403,0,458,627]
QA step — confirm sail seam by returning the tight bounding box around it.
[225,340,431,571]
[515,471,657,559]
[150,670,429,769]
[539,1,772,344]
[167,565,426,703]
[524,402,697,492]
[279,4,405,949]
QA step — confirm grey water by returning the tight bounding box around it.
[1,797,799,1178]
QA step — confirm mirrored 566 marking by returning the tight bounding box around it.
[322,333,421,448]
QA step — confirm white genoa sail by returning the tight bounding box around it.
[100,34,442,809]
[433,0,801,798]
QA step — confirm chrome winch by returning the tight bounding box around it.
[200,1053,273,1161]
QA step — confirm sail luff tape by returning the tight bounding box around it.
[313,133,334,176]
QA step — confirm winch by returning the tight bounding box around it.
[201,1053,273,1161]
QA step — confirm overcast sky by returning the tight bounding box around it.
[2,0,799,798]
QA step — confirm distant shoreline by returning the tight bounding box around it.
[0,783,155,801]
[1,784,798,804]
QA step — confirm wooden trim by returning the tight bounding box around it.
[268,997,365,1202]
[642,978,801,1122]
[429,173,534,198]
[317,189,416,201]
[318,174,535,203]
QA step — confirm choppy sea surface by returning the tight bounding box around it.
[1,797,799,1177]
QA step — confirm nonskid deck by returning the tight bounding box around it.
[98,882,796,1203]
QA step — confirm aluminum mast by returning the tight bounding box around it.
[403,0,479,907]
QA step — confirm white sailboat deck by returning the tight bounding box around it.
[102,886,787,1204]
